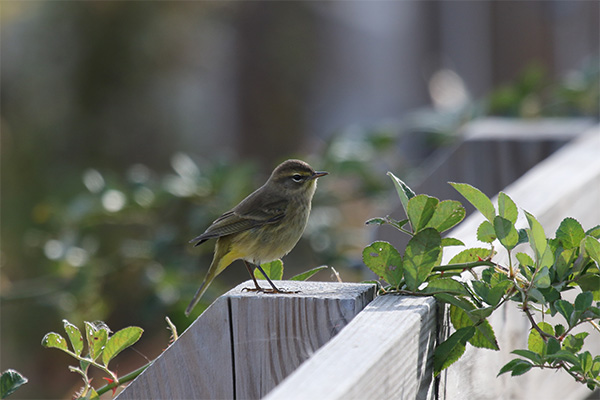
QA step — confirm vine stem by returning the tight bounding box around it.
[96,362,151,396]
[432,260,496,272]
[522,302,553,340]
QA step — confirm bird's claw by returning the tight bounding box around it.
[242,287,300,294]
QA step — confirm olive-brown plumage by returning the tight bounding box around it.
[186,159,327,316]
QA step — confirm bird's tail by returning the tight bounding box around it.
[185,237,241,316]
[185,280,210,316]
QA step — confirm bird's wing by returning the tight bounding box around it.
[189,198,288,246]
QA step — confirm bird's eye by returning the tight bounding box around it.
[291,174,303,182]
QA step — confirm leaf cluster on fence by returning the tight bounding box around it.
[363,173,600,390]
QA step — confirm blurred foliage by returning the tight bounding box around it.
[486,59,600,118]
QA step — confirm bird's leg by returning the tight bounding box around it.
[243,260,263,291]
[254,263,281,292]
[241,261,300,294]
[241,261,284,293]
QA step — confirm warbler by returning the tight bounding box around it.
[185,159,327,316]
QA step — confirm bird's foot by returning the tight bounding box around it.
[242,287,300,294]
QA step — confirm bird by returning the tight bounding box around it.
[185,159,328,316]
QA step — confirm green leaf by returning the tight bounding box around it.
[574,291,593,313]
[579,351,593,374]
[510,361,533,376]
[554,300,574,326]
[577,274,600,301]
[469,320,500,350]
[422,278,469,296]
[477,221,496,243]
[563,332,589,353]
[63,320,84,357]
[516,252,534,267]
[85,322,108,361]
[433,326,476,376]
[551,350,580,365]
[532,267,551,289]
[290,266,328,281]
[482,267,508,285]
[472,278,512,307]
[591,355,600,376]
[365,217,386,225]
[586,224,600,239]
[525,211,548,265]
[387,172,415,220]
[1,369,28,399]
[511,349,543,364]
[582,236,600,264]
[255,259,284,281]
[517,228,529,246]
[362,241,403,287]
[528,288,545,304]
[471,280,490,301]
[403,228,441,291]
[366,217,409,232]
[102,326,143,367]
[41,332,68,352]
[407,194,439,233]
[547,337,561,355]
[450,182,495,222]
[498,359,533,377]
[488,281,513,306]
[528,322,554,355]
[498,192,518,224]
[450,304,499,350]
[425,200,465,233]
[555,248,577,281]
[434,293,475,312]
[556,218,585,250]
[494,216,519,250]
[468,307,495,320]
[441,237,464,247]
[539,246,555,269]
[540,286,560,303]
[448,248,491,264]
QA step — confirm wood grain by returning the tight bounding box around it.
[228,280,376,399]
[264,295,438,400]
[116,296,233,400]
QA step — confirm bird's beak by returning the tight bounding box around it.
[312,171,328,179]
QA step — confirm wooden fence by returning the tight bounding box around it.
[117,121,599,399]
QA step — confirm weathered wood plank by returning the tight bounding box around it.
[116,296,233,400]
[117,281,375,400]
[264,295,438,400]
[228,280,376,399]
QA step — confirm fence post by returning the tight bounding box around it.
[116,281,375,399]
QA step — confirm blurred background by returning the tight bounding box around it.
[1,1,598,398]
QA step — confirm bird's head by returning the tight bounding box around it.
[267,159,328,198]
